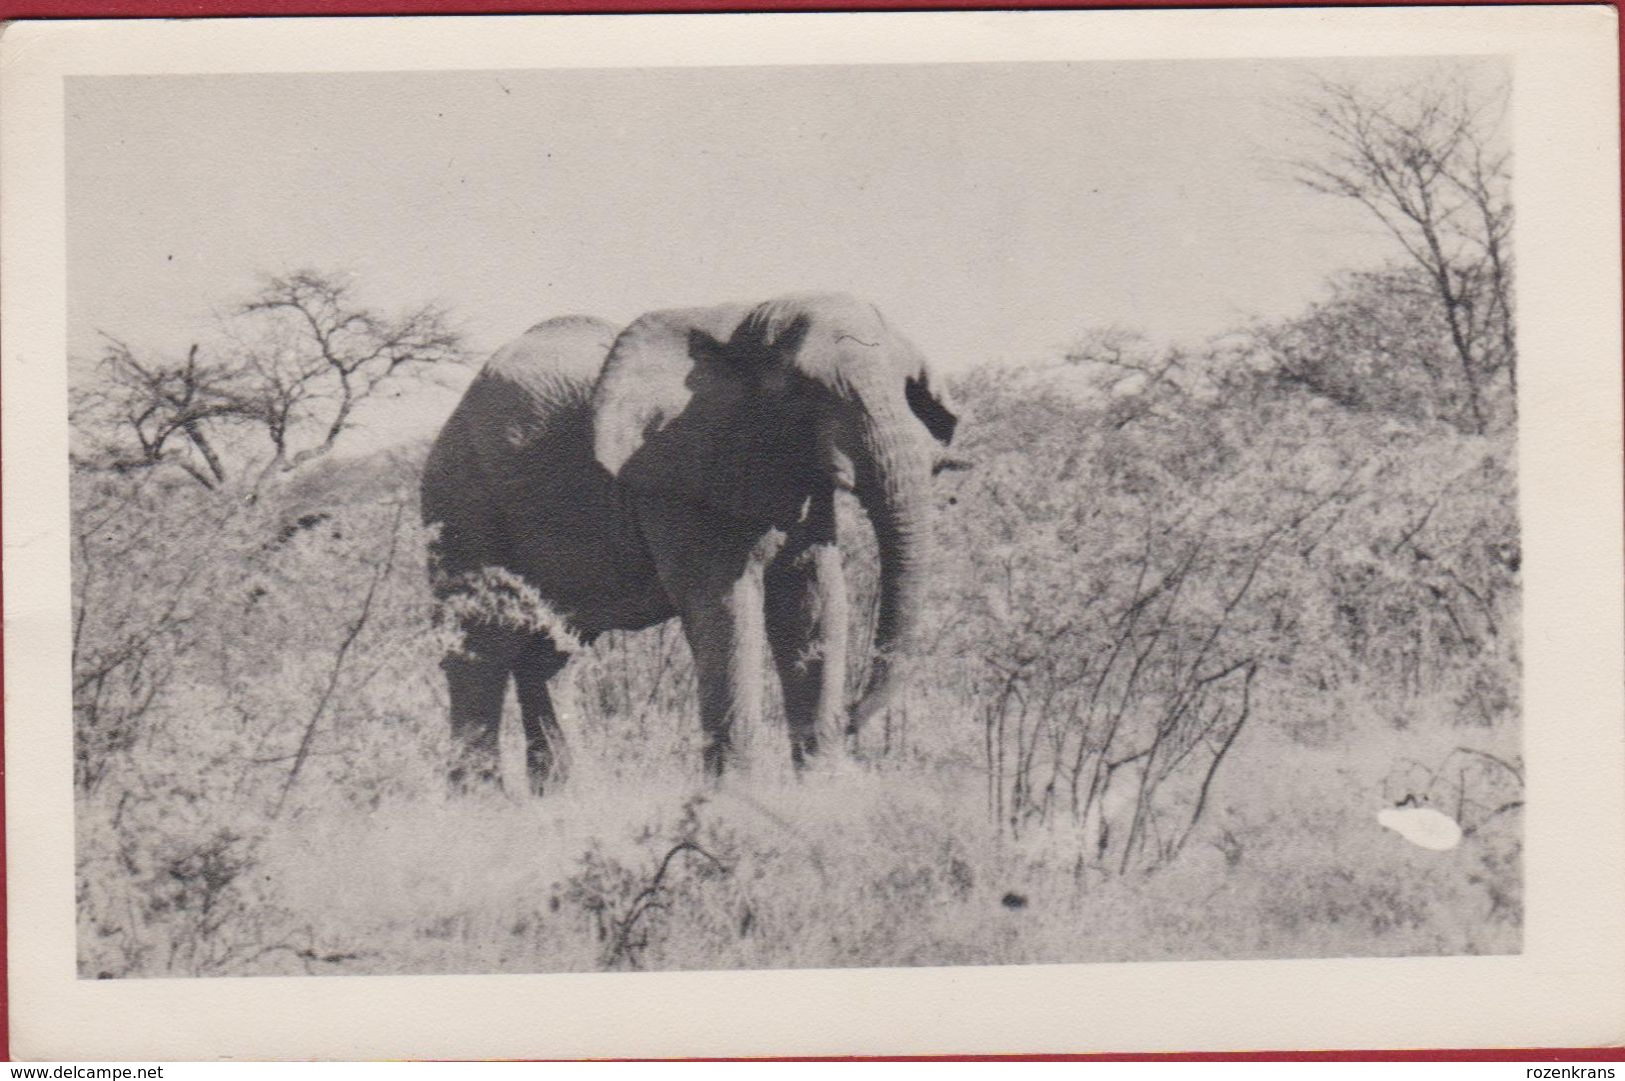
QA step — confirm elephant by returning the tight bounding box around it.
[420,293,958,794]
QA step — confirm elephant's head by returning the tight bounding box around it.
[592,292,957,732]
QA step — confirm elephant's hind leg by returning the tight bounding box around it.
[443,624,518,793]
[513,635,570,797]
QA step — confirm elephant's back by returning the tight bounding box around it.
[488,316,621,400]
[452,314,621,470]
[425,316,670,635]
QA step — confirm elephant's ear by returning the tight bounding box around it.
[591,305,739,480]
[592,303,816,520]
[906,361,959,446]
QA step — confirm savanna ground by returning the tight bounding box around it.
[69,72,1522,978]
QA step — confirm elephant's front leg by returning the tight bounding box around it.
[766,492,848,766]
[681,564,768,775]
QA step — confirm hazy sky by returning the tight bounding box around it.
[65,58,1458,445]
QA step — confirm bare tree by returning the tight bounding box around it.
[231,270,465,475]
[72,269,467,489]
[1293,70,1514,433]
[1065,327,1186,391]
[72,340,255,490]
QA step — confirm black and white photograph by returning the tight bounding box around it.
[4,7,1621,1060]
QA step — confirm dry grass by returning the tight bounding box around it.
[76,667,1520,977]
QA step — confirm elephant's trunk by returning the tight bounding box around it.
[847,383,935,735]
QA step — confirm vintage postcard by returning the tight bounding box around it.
[3,5,1621,1060]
